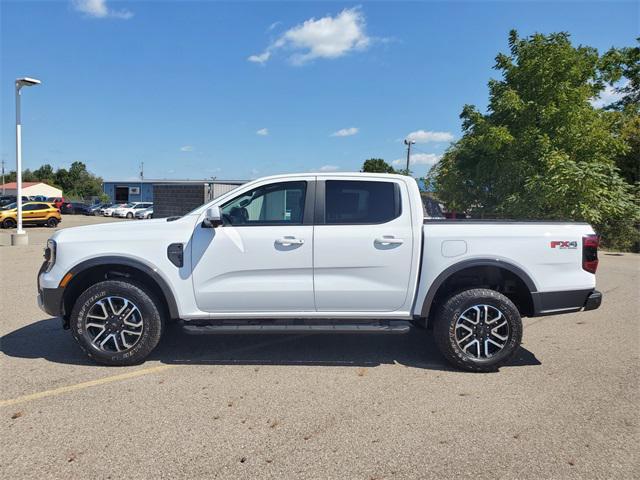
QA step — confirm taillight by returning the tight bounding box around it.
[582,234,599,274]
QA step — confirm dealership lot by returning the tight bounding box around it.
[0,217,638,479]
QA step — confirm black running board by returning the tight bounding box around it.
[181,319,412,335]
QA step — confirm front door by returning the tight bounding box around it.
[192,178,315,313]
[21,203,42,223]
[313,178,415,312]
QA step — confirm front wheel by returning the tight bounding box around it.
[70,280,164,366]
[46,217,59,228]
[126,212,134,219]
[433,288,522,372]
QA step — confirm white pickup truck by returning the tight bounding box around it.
[37,173,601,371]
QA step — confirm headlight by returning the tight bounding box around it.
[44,239,56,272]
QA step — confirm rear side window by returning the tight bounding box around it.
[325,180,401,224]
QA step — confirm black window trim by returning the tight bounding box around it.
[315,179,403,226]
[218,180,316,227]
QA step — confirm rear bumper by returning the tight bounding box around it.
[531,289,602,316]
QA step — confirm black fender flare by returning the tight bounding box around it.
[419,258,538,319]
[64,256,180,319]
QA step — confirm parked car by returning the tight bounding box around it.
[67,202,91,215]
[38,173,601,370]
[0,195,29,208]
[135,207,153,219]
[114,202,153,218]
[102,203,127,217]
[86,203,110,216]
[1,201,61,228]
[47,197,73,214]
[29,195,48,202]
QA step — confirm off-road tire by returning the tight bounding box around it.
[433,288,522,372]
[70,280,164,366]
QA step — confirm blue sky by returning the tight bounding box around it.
[1,1,637,181]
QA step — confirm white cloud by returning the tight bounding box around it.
[256,128,269,136]
[249,7,370,65]
[267,21,282,32]
[180,145,194,152]
[318,165,340,172]
[248,51,271,64]
[405,130,454,144]
[392,153,442,168]
[590,83,626,109]
[331,127,359,137]
[72,0,133,19]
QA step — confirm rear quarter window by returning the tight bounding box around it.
[325,180,401,225]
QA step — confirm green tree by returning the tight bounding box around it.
[598,39,640,185]
[428,30,639,250]
[5,162,103,200]
[63,161,103,198]
[600,38,640,111]
[361,158,396,173]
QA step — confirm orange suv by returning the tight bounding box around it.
[0,202,62,229]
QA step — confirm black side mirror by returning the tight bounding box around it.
[202,206,223,228]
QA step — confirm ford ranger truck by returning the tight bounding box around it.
[37,173,602,372]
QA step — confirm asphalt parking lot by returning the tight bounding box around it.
[0,216,638,479]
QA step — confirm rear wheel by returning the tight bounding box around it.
[46,217,59,228]
[70,280,164,366]
[2,218,16,229]
[433,288,522,372]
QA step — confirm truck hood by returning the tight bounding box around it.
[51,217,196,245]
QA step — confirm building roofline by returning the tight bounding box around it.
[103,179,247,184]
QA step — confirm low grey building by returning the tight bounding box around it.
[102,179,246,217]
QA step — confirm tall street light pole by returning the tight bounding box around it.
[403,138,416,174]
[12,77,41,246]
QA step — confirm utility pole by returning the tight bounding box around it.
[1,159,5,195]
[139,161,144,202]
[403,139,416,174]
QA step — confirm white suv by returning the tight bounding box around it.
[114,202,153,219]
[101,203,127,216]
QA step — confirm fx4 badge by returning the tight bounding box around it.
[550,240,578,249]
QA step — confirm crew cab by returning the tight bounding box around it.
[37,173,601,371]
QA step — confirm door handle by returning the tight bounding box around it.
[275,237,304,246]
[374,236,404,245]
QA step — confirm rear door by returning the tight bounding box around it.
[192,177,316,313]
[313,178,415,312]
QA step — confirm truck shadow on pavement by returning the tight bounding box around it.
[1,318,541,371]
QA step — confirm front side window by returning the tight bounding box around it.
[325,180,401,225]
[221,181,307,226]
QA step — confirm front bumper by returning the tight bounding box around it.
[37,287,64,317]
[531,289,602,316]
[37,260,65,317]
